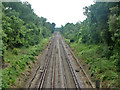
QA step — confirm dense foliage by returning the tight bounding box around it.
[60,2,120,88]
[1,2,55,88]
[1,1,120,88]
[2,38,49,88]
[1,2,55,61]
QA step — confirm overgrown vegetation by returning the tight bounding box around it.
[60,2,120,88]
[70,43,119,87]
[2,38,48,88]
[1,1,120,88]
[0,2,55,88]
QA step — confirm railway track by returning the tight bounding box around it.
[28,32,94,89]
[59,39,81,89]
[28,35,55,88]
[61,33,95,88]
[37,35,55,89]
[61,36,95,88]
[66,42,95,88]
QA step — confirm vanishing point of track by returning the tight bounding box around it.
[28,32,94,89]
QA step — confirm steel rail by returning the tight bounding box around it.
[52,49,56,89]
[37,36,55,90]
[60,39,81,90]
[28,36,53,89]
[58,39,67,89]
[61,35,95,88]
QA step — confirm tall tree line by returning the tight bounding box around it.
[1,2,55,62]
[60,2,120,85]
[61,2,120,60]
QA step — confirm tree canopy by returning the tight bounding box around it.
[60,2,120,87]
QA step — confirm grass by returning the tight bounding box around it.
[70,42,119,88]
[2,38,49,88]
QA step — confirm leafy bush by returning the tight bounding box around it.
[65,39,70,43]
[12,48,18,55]
[2,38,49,88]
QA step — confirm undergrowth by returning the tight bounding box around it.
[2,38,49,88]
[70,42,119,88]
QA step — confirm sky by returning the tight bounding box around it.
[21,0,94,27]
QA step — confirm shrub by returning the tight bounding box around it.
[70,43,119,87]
[12,48,18,55]
[2,38,49,88]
